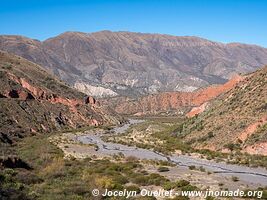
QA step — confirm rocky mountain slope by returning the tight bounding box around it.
[101,75,243,116]
[178,66,267,155]
[0,51,122,144]
[1,31,267,97]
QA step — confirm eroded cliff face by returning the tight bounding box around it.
[74,82,118,97]
[0,51,122,143]
[1,31,267,97]
[102,75,243,116]
[179,66,267,154]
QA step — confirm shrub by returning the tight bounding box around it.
[124,185,141,193]
[95,176,116,189]
[176,180,190,188]
[199,166,206,172]
[181,184,198,191]
[157,166,170,172]
[188,165,196,170]
[163,181,176,190]
[112,175,128,185]
[147,173,169,186]
[224,143,241,151]
[132,175,149,185]
[207,131,214,138]
[231,176,239,182]
[16,171,43,185]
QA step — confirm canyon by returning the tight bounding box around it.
[101,74,244,116]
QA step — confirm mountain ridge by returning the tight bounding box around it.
[101,74,244,116]
[1,31,267,97]
[3,30,267,48]
[178,66,267,155]
[0,51,122,144]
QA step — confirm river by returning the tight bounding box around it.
[77,119,267,186]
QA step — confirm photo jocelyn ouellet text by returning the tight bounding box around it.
[92,188,263,199]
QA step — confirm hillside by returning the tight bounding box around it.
[1,31,267,97]
[0,51,121,144]
[178,66,267,155]
[101,75,243,116]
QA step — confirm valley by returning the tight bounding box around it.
[1,33,267,200]
[51,119,267,187]
[2,117,266,200]
[2,0,267,199]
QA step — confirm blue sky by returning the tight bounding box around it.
[1,0,267,47]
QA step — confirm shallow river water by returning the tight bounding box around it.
[77,119,267,186]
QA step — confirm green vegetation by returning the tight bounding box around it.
[162,179,198,192]
[109,118,267,169]
[147,117,267,169]
[231,176,239,182]
[0,168,31,200]
[1,134,198,200]
[148,119,193,154]
[223,143,241,151]
[140,119,267,169]
[2,63,13,70]
[157,166,170,172]
[246,122,267,145]
[188,165,196,170]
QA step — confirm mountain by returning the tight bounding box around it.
[1,31,267,97]
[178,66,267,155]
[0,51,122,144]
[101,75,243,116]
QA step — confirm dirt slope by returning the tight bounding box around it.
[178,66,267,155]
[102,75,243,116]
[0,51,122,144]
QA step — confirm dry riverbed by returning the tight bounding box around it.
[49,121,267,192]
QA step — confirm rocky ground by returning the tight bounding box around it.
[49,121,267,192]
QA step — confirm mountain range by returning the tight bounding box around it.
[1,31,267,155]
[1,31,267,97]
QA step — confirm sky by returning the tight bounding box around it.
[1,0,267,47]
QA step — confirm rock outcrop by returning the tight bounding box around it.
[84,96,97,105]
[102,75,243,116]
[0,156,32,169]
[0,51,122,143]
[178,66,267,155]
[74,82,118,97]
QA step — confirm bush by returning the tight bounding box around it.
[163,181,176,190]
[112,175,128,185]
[95,176,116,189]
[181,184,198,191]
[199,166,205,172]
[16,171,43,185]
[224,143,241,151]
[147,173,169,186]
[231,176,239,182]
[188,165,196,170]
[176,180,190,188]
[207,131,214,138]
[125,185,141,193]
[157,166,170,172]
